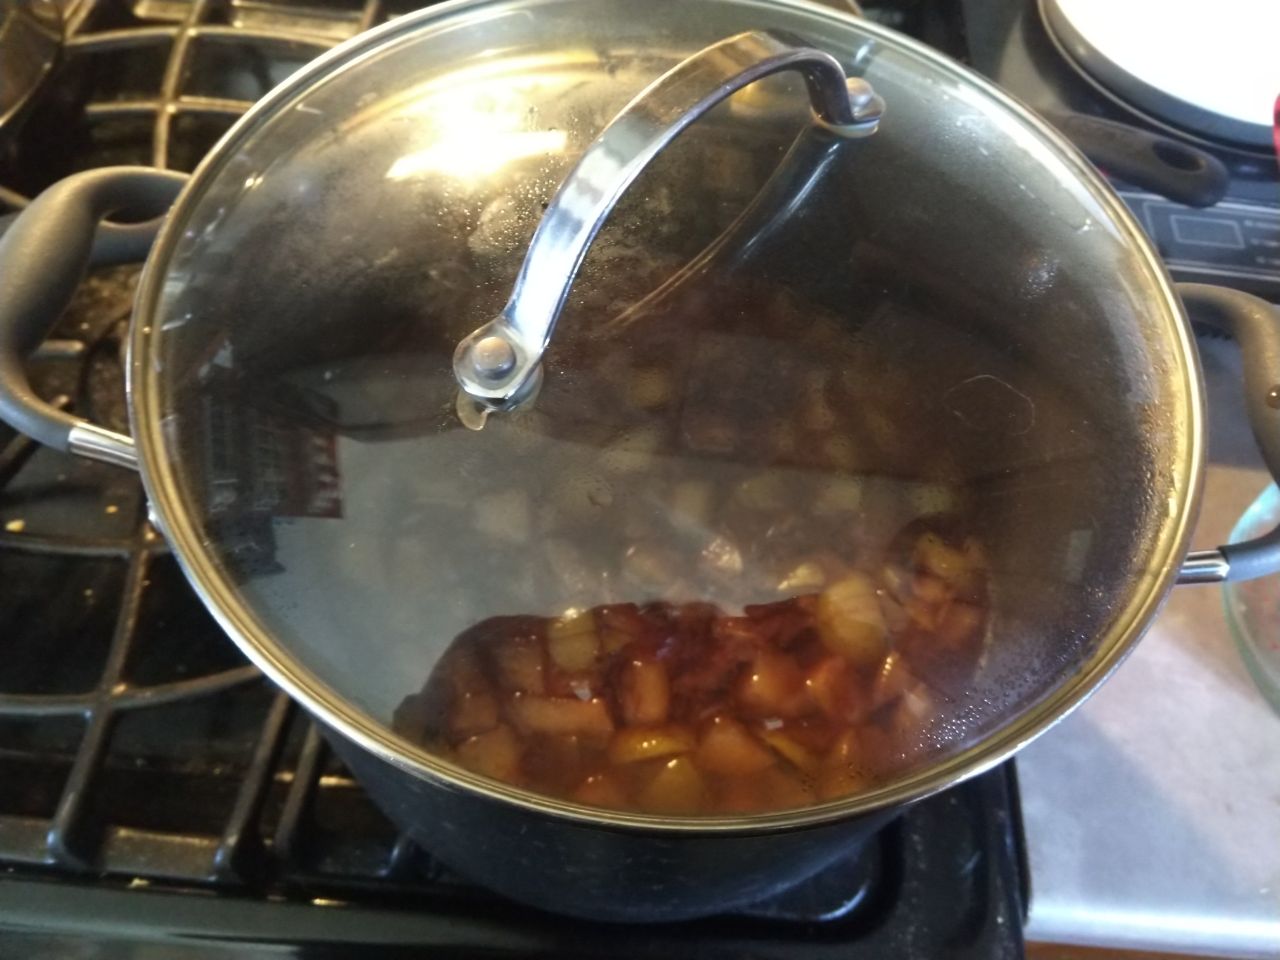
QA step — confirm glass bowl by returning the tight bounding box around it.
[1223,483,1280,714]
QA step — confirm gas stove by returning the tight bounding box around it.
[6,0,1276,954]
[0,2,1029,957]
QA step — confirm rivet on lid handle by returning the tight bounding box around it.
[451,30,884,419]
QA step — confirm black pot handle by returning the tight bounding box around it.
[1178,283,1280,583]
[1050,113,1229,209]
[0,167,187,468]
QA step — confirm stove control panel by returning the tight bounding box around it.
[1121,192,1280,300]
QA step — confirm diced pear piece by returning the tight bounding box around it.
[761,766,816,809]
[573,772,629,809]
[456,725,522,782]
[607,725,696,765]
[508,695,614,739]
[816,573,888,666]
[492,637,546,694]
[696,717,776,775]
[547,611,599,672]
[818,729,873,800]
[636,756,709,815]
[737,650,810,717]
[618,657,670,725]
[450,689,500,739]
[759,728,821,775]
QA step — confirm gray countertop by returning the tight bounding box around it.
[1020,337,1280,958]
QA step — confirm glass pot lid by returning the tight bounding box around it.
[133,0,1200,821]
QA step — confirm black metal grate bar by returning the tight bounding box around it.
[46,529,152,868]
[272,721,324,866]
[211,690,293,881]
[0,665,261,717]
[0,532,161,558]
[0,396,70,486]
[154,0,212,168]
[63,25,176,50]
[0,183,29,209]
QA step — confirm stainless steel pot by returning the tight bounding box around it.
[2,0,1280,922]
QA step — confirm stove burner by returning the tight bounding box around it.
[1041,0,1280,151]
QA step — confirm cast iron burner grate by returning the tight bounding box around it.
[0,0,431,208]
[0,2,1025,955]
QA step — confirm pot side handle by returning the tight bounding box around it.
[0,166,187,469]
[1179,283,1280,583]
[451,29,884,410]
[1049,113,1229,209]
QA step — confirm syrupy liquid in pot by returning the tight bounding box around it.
[393,521,989,815]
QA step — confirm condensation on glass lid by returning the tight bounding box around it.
[377,266,1022,815]
[376,52,631,188]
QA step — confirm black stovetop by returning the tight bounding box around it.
[0,3,1028,956]
[960,0,1280,300]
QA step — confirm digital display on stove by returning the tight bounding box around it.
[1170,214,1246,250]
[1122,193,1280,298]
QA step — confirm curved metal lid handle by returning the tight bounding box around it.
[452,29,884,409]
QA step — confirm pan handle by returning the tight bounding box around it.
[1178,284,1280,583]
[0,167,187,469]
[451,29,884,410]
